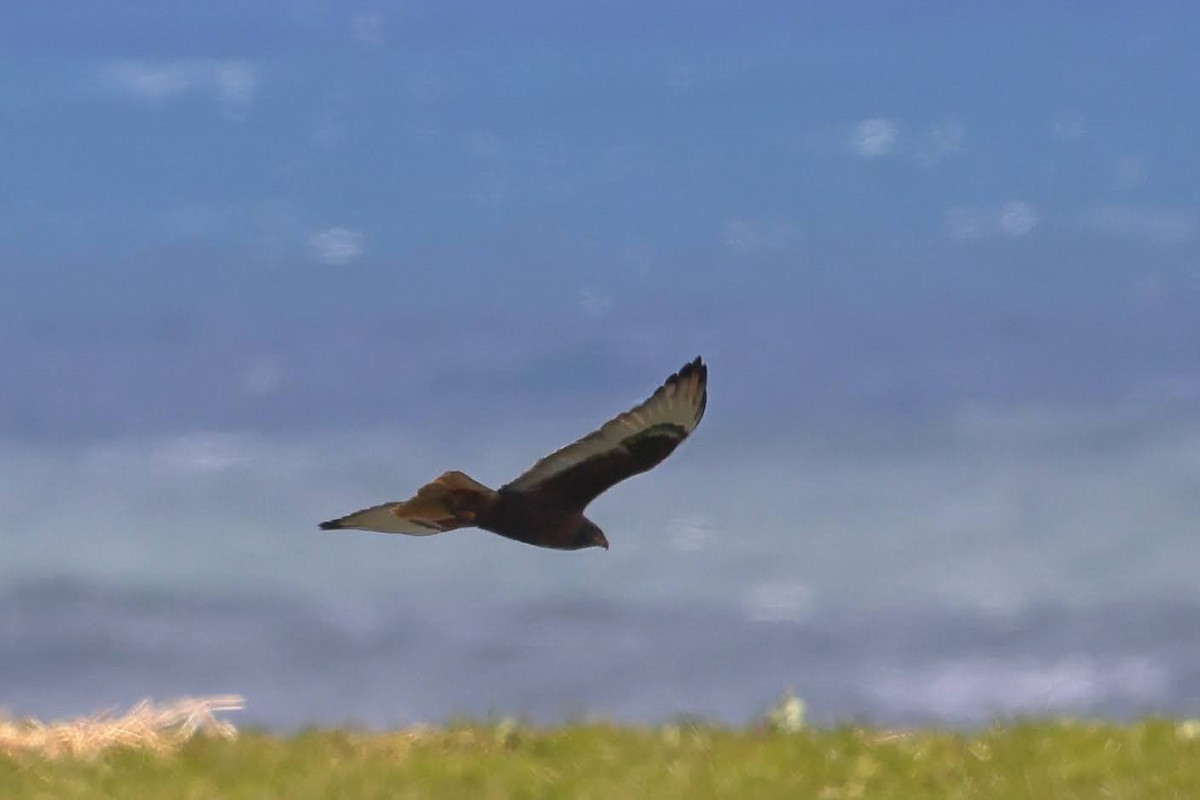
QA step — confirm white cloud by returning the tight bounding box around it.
[946,201,1039,240]
[613,243,657,276]
[915,116,966,165]
[211,62,256,109]
[154,433,251,475]
[309,227,365,265]
[1115,156,1148,190]
[998,201,1039,237]
[350,12,385,45]
[669,514,713,552]
[243,356,285,397]
[851,118,898,158]
[99,60,257,116]
[580,288,612,318]
[466,131,503,160]
[721,217,800,255]
[745,582,814,623]
[929,116,966,153]
[1079,205,1196,246]
[1050,111,1086,143]
[722,220,758,253]
[798,115,962,165]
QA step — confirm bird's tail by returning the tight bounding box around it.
[319,471,498,535]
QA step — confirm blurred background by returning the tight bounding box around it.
[3,1,1200,728]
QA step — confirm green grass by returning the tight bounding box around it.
[3,719,1199,799]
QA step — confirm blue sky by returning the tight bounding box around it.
[2,2,1200,442]
[3,2,1200,625]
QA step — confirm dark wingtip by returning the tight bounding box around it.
[318,519,342,531]
[683,356,708,421]
[678,356,707,393]
[675,355,706,382]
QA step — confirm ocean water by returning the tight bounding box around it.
[3,580,1197,729]
[4,402,1200,728]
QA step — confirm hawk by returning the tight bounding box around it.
[319,356,707,550]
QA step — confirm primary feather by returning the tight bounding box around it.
[319,470,497,535]
[503,356,707,507]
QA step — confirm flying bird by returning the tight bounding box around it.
[319,356,707,550]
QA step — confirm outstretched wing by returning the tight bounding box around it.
[319,470,497,535]
[503,356,707,508]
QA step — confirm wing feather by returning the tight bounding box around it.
[503,356,707,507]
[320,470,496,535]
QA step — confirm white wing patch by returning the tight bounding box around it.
[320,501,448,535]
[320,470,496,536]
[504,357,707,492]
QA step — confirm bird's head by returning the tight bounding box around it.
[573,519,609,550]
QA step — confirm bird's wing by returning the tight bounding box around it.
[502,356,707,508]
[320,470,496,535]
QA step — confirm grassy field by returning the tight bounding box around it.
[3,716,1200,799]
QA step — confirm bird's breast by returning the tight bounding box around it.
[477,489,580,549]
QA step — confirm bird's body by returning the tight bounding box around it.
[319,356,708,550]
[477,488,592,550]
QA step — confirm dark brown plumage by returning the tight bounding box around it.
[319,356,708,550]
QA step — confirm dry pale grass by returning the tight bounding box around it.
[0,694,245,759]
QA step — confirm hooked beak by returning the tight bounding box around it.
[597,533,610,550]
